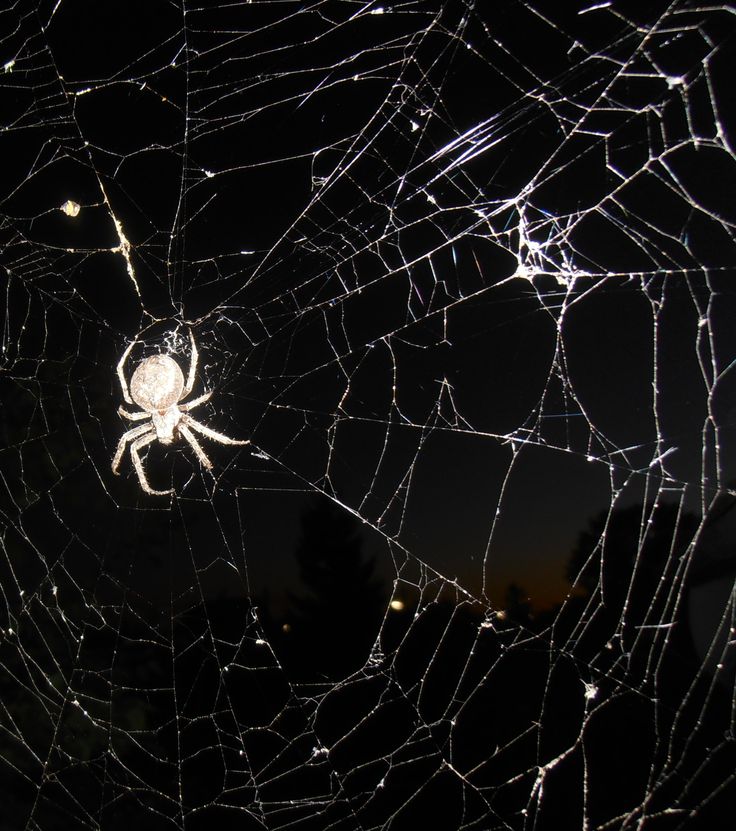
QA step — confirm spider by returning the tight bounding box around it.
[112,332,249,495]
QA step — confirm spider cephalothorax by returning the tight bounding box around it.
[112,332,249,495]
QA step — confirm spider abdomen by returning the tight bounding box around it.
[130,355,185,411]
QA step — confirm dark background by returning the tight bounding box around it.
[1,0,735,828]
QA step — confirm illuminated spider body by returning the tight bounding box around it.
[112,332,248,495]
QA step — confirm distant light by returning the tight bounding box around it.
[390,599,405,611]
[61,200,80,217]
[281,622,292,633]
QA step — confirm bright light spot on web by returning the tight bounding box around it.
[60,199,80,217]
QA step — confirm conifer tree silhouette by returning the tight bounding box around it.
[285,497,385,679]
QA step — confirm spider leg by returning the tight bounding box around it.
[179,391,212,412]
[112,423,154,474]
[118,406,150,421]
[116,339,137,405]
[178,424,213,470]
[130,433,173,496]
[182,330,198,398]
[183,415,250,446]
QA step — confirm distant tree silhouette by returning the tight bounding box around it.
[503,582,532,625]
[567,502,698,606]
[278,497,385,680]
[563,501,700,677]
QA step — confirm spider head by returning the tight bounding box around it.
[130,354,185,412]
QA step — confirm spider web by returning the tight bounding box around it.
[1,0,735,828]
